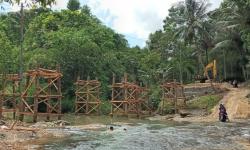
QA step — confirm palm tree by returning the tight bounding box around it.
[213,0,250,80]
[173,0,212,74]
[174,0,211,43]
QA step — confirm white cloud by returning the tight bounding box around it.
[52,0,68,10]
[9,0,32,12]
[86,0,182,41]
[4,0,223,47]
[84,0,222,47]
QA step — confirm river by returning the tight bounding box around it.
[31,116,250,150]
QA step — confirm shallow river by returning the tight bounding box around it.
[34,116,250,150]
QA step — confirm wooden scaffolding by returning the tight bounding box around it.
[161,81,186,114]
[139,87,152,115]
[18,68,62,122]
[110,74,151,116]
[75,78,101,114]
[0,74,20,119]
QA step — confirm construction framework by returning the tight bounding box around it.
[18,68,62,122]
[110,74,151,116]
[0,74,20,119]
[161,81,186,114]
[139,86,152,115]
[75,78,101,114]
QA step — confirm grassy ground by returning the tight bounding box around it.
[187,94,223,113]
[157,94,223,115]
[157,101,175,114]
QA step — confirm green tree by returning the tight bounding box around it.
[212,0,250,80]
[0,31,15,72]
[81,5,91,16]
[67,0,80,11]
[172,0,211,72]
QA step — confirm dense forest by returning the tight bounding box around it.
[0,0,249,112]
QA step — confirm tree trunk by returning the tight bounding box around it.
[198,51,205,77]
[179,49,183,84]
[223,49,227,79]
[230,61,233,78]
[242,66,246,81]
[205,47,209,65]
[239,47,246,81]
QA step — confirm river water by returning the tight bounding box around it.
[35,116,250,150]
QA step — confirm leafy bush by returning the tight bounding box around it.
[157,100,175,114]
[187,94,222,112]
[148,85,161,109]
[61,97,75,113]
[100,100,111,115]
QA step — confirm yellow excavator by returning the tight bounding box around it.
[196,60,217,83]
[204,59,217,80]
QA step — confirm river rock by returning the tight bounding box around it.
[53,120,70,126]
[0,133,5,139]
[0,125,9,129]
[0,120,6,125]
[31,120,70,128]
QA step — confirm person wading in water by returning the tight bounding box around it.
[219,104,229,122]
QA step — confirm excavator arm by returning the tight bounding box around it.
[204,60,217,80]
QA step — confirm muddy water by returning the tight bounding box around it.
[36,116,250,150]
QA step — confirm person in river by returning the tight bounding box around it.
[219,104,229,122]
[109,126,114,131]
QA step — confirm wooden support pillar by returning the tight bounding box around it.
[75,79,79,115]
[19,76,29,121]
[96,77,100,115]
[75,76,101,114]
[174,80,177,114]
[18,67,62,122]
[47,79,51,121]
[124,73,128,115]
[0,76,6,119]
[57,66,62,120]
[161,86,165,115]
[86,77,90,114]
[111,73,115,116]
[110,73,148,117]
[0,95,2,119]
[12,80,16,119]
[75,76,80,114]
[33,74,38,123]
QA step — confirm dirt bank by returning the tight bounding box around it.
[173,84,250,122]
[0,120,71,150]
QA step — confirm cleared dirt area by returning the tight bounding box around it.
[174,83,250,122]
[210,88,250,120]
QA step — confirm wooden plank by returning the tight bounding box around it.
[2,109,16,112]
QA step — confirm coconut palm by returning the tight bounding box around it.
[174,0,211,44]
[213,0,250,80]
[172,0,212,76]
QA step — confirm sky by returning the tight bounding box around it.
[0,0,223,47]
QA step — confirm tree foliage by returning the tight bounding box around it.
[0,0,249,112]
[67,0,80,11]
[147,0,250,82]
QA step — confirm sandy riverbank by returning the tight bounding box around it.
[171,86,250,123]
[0,120,71,150]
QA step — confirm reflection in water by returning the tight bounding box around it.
[38,116,250,150]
